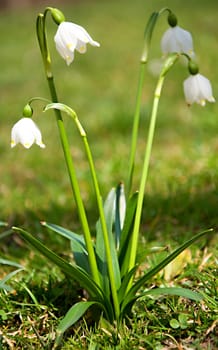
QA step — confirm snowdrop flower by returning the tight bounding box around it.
[161,26,194,56]
[183,73,215,106]
[11,118,45,149]
[54,22,100,65]
[161,12,194,56]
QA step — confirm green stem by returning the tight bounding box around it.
[45,103,120,320]
[127,53,178,287]
[128,74,165,280]
[36,12,100,286]
[82,135,120,320]
[127,8,173,196]
[48,79,100,286]
[127,62,146,195]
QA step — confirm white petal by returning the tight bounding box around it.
[54,23,77,64]
[75,40,87,53]
[161,26,194,55]
[68,23,91,43]
[196,74,215,102]
[54,21,100,65]
[174,26,193,54]
[161,28,172,54]
[11,118,45,149]
[67,23,100,47]
[183,76,197,104]
[183,73,215,106]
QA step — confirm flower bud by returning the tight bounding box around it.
[168,12,177,27]
[22,104,33,117]
[188,60,199,75]
[51,8,65,25]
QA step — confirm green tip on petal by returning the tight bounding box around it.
[22,104,33,118]
[168,12,178,27]
[188,60,199,75]
[51,8,65,25]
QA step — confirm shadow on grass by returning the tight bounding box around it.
[143,185,217,242]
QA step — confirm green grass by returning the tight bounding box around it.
[0,0,217,348]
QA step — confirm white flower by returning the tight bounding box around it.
[54,21,100,65]
[11,118,45,149]
[183,73,215,106]
[161,26,194,56]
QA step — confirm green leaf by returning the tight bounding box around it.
[136,246,169,265]
[118,265,138,303]
[138,287,203,302]
[95,187,121,294]
[114,183,126,250]
[121,228,212,313]
[69,239,90,274]
[0,221,7,227]
[95,188,115,295]
[13,227,103,300]
[141,11,159,62]
[119,192,138,277]
[41,222,90,273]
[178,313,189,329]
[0,268,24,291]
[42,222,86,247]
[170,318,180,329]
[0,258,23,269]
[55,301,105,348]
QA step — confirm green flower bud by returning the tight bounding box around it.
[188,60,199,75]
[51,8,65,25]
[22,104,33,117]
[168,12,178,27]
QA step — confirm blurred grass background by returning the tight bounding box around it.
[0,0,217,247]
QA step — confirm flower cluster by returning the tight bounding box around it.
[11,15,100,148]
[10,8,215,149]
[160,11,215,106]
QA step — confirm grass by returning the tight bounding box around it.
[0,0,218,348]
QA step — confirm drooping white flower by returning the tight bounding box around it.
[11,118,45,149]
[161,26,194,56]
[54,21,100,65]
[183,73,215,106]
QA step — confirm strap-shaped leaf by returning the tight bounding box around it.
[95,187,121,294]
[70,240,90,274]
[114,183,126,250]
[117,265,138,303]
[13,227,103,300]
[138,287,203,301]
[0,268,24,291]
[0,221,7,226]
[121,228,212,313]
[42,222,90,273]
[119,192,138,277]
[55,301,106,347]
[0,258,23,269]
[95,189,115,295]
[42,222,86,247]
